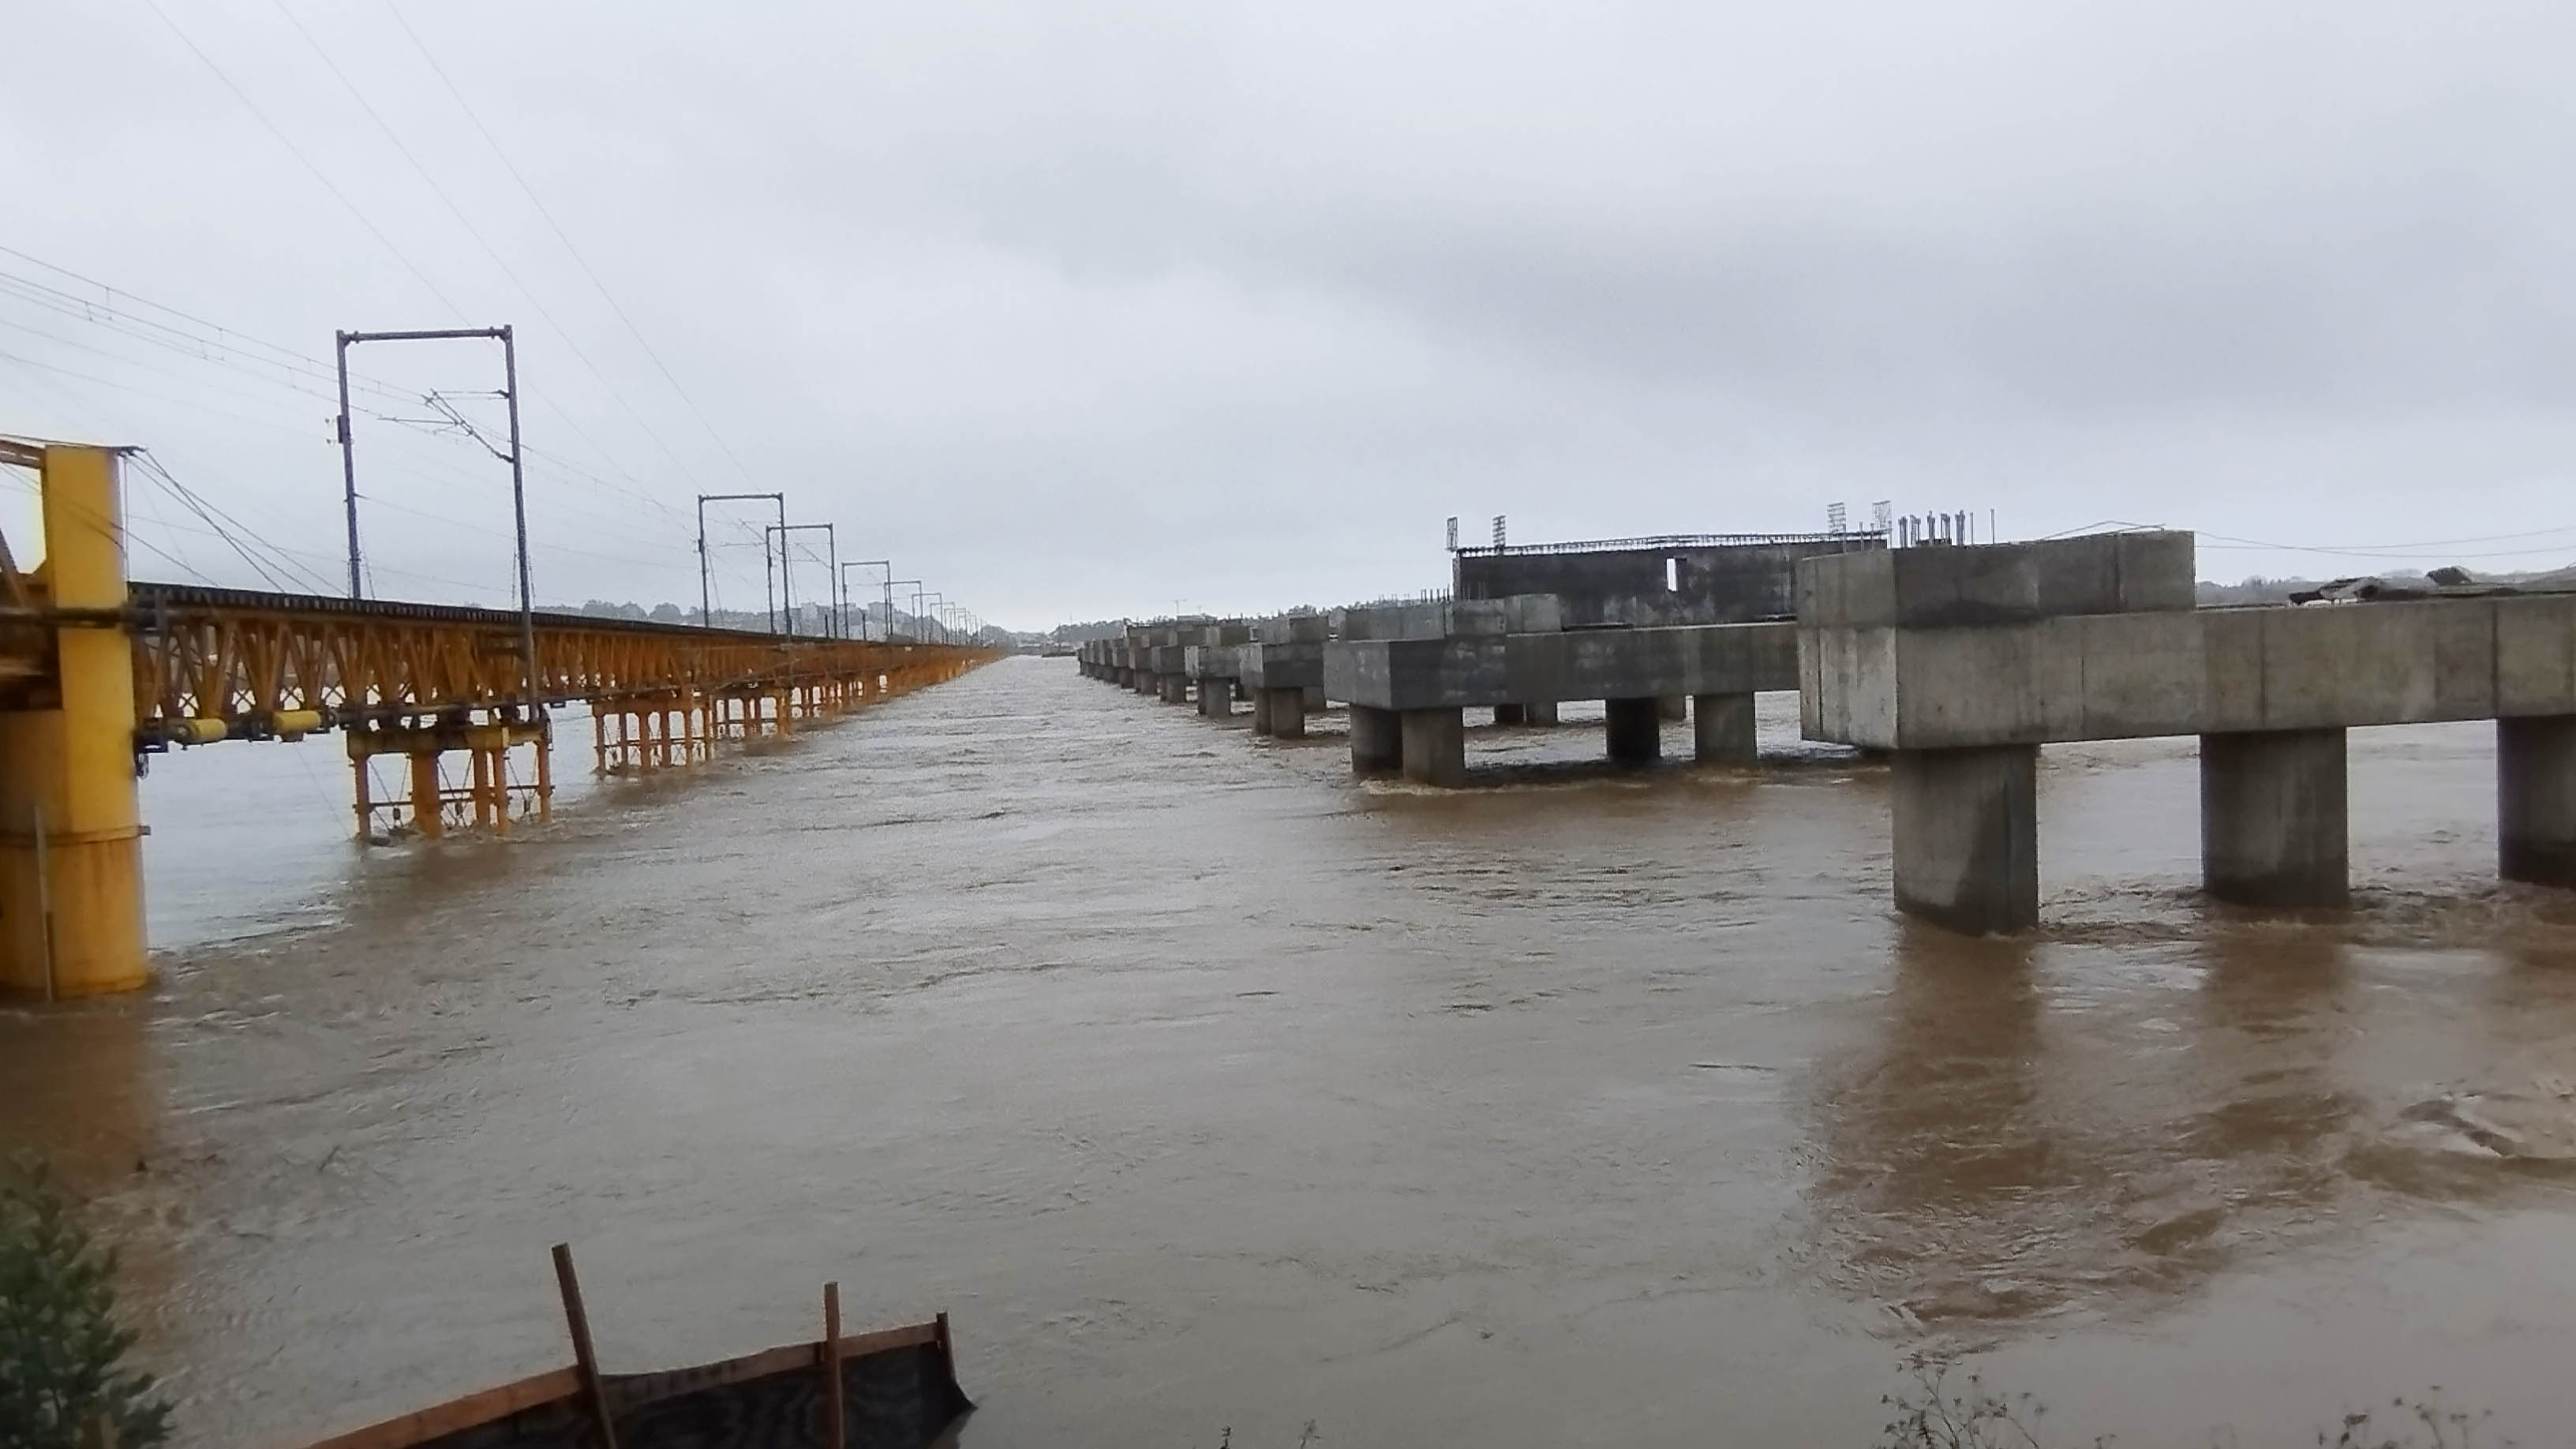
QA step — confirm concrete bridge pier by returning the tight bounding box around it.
[1158,674,1189,704]
[2500,715,2576,885]
[1402,709,1466,786]
[1256,687,1308,738]
[1604,698,1662,765]
[1893,744,2039,935]
[1350,706,1402,775]
[1198,680,1232,717]
[2200,728,2348,908]
[1267,689,1308,738]
[1693,694,1757,764]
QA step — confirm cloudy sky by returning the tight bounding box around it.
[7,1,2574,629]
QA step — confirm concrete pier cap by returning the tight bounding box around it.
[1243,613,1328,739]
[1799,531,2197,934]
[1334,594,1565,642]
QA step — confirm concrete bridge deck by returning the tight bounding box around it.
[1072,525,2576,938]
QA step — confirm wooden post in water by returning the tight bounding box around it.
[820,1282,846,1449]
[551,1244,620,1449]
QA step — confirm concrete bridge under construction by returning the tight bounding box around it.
[0,441,996,1000]
[1080,526,2576,939]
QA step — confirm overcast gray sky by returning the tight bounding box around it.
[7,1,2574,629]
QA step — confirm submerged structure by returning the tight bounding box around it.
[300,1248,972,1449]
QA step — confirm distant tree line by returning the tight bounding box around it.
[2197,562,2576,607]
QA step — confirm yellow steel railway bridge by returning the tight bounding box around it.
[0,441,997,999]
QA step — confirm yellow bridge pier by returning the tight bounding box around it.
[0,444,148,998]
[351,715,553,841]
[0,436,1000,998]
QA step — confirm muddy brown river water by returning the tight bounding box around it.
[7,656,2576,1447]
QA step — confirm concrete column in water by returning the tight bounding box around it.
[1302,687,1327,714]
[1249,688,1275,736]
[1401,708,1466,787]
[2500,715,2576,886]
[2200,728,2348,908]
[1264,688,1308,739]
[1604,698,1662,765]
[1893,743,2039,934]
[1197,679,1231,717]
[0,445,149,997]
[1692,693,1757,765]
[1350,705,1402,775]
[1158,674,1189,704]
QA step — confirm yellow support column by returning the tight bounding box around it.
[534,717,554,820]
[411,751,444,840]
[0,446,149,997]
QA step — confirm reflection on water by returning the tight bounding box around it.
[1804,926,2375,1339]
[6,671,2576,1446]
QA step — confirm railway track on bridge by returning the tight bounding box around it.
[0,440,999,998]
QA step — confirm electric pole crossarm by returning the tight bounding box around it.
[695,492,787,631]
[765,522,836,638]
[841,560,891,642]
[335,327,534,702]
[343,327,510,343]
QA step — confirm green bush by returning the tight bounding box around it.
[0,1158,170,1449]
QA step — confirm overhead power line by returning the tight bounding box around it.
[382,0,765,489]
[138,0,460,318]
[268,0,703,496]
[2,249,697,541]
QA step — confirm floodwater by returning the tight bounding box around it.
[7,657,2576,1447]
